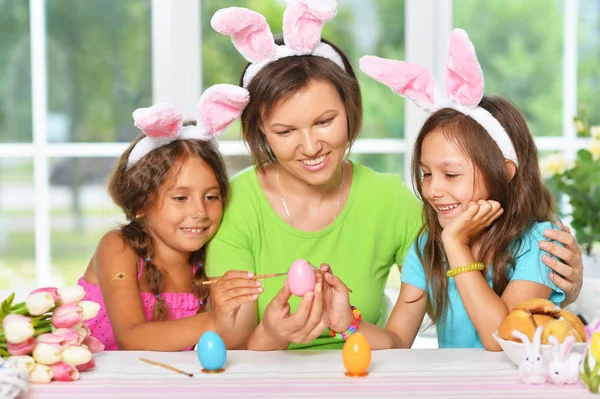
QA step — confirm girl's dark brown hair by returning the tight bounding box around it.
[108,133,229,321]
[240,37,362,171]
[410,96,555,327]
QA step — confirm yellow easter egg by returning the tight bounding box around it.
[342,333,371,376]
[592,332,600,362]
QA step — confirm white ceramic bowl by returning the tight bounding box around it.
[492,332,586,365]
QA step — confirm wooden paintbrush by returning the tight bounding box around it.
[202,267,352,293]
[139,357,194,377]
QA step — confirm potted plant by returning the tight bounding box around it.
[541,104,600,320]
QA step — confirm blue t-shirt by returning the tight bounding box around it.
[400,221,565,348]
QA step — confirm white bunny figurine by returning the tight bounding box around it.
[547,334,583,385]
[512,326,547,384]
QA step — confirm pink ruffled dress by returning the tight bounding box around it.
[78,258,203,351]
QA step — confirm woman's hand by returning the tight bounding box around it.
[260,274,329,345]
[538,222,584,307]
[209,270,263,331]
[441,200,504,248]
[318,263,354,333]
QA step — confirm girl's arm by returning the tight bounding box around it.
[319,270,427,350]
[444,240,551,351]
[95,231,259,351]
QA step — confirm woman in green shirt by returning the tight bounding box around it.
[206,4,584,350]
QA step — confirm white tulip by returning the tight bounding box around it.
[26,292,55,316]
[589,140,600,160]
[79,300,101,321]
[32,343,62,365]
[540,153,571,179]
[61,345,93,367]
[5,355,35,372]
[29,363,53,383]
[57,286,85,305]
[2,314,34,344]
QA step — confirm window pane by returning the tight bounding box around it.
[0,159,35,289]
[201,0,405,139]
[578,0,600,125]
[50,157,124,285]
[0,2,32,143]
[46,0,152,143]
[454,0,564,137]
[351,153,404,177]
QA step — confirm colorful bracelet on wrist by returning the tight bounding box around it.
[446,262,485,278]
[329,306,361,339]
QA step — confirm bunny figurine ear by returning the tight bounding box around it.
[444,28,484,107]
[132,103,183,139]
[211,7,276,63]
[560,335,576,360]
[512,329,532,345]
[360,55,438,111]
[283,0,337,54]
[196,84,250,137]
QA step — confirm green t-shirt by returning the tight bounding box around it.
[206,162,422,349]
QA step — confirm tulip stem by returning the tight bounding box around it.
[0,343,6,349]
[9,301,25,311]
[0,347,9,358]
[10,304,29,315]
[34,325,53,336]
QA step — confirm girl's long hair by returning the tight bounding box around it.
[410,96,555,327]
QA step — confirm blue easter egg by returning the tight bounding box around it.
[197,331,227,371]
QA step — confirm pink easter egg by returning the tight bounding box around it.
[287,259,316,297]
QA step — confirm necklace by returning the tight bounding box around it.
[275,162,345,228]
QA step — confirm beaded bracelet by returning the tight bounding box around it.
[329,306,362,339]
[446,262,485,278]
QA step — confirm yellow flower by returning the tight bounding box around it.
[591,125,600,141]
[540,153,570,178]
[575,120,585,133]
[589,140,600,160]
[592,332,600,362]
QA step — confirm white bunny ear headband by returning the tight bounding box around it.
[211,0,346,88]
[127,84,250,169]
[360,28,519,167]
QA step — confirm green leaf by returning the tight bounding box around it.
[590,375,600,394]
[584,352,592,376]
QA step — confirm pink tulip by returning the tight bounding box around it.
[82,335,104,353]
[76,358,96,372]
[585,317,600,342]
[29,287,59,302]
[53,328,84,346]
[61,345,92,366]
[7,337,36,356]
[26,292,55,316]
[51,303,82,329]
[2,314,34,344]
[36,333,66,345]
[28,363,53,383]
[50,361,80,381]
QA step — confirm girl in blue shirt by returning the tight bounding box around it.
[354,29,566,350]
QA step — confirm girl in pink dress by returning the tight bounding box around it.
[78,85,264,351]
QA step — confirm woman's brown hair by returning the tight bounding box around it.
[108,133,229,321]
[240,37,362,171]
[410,96,555,327]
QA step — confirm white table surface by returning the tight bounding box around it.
[20,348,596,399]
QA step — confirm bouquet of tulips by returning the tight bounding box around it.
[0,286,104,383]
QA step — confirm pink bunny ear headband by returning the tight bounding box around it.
[211,0,346,88]
[127,84,250,169]
[360,28,519,167]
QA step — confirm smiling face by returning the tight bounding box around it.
[145,156,223,255]
[420,129,489,228]
[261,79,349,186]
